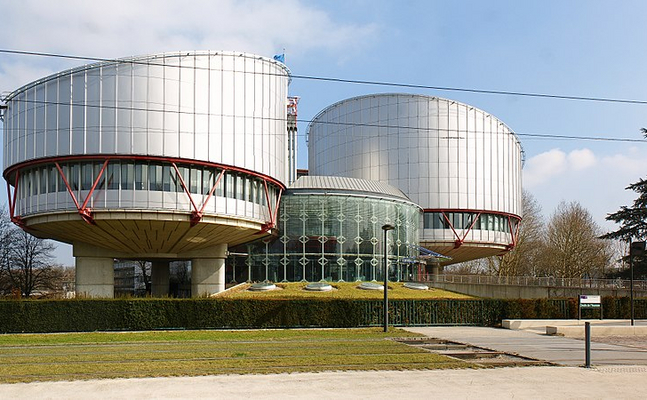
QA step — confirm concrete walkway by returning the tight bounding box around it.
[404,326,647,366]
[1,367,647,399]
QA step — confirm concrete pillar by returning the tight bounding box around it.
[191,245,227,297]
[76,257,114,298]
[151,260,170,297]
[428,261,441,283]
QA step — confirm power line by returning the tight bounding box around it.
[2,48,647,106]
[2,97,647,144]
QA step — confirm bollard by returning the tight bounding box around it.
[585,322,591,368]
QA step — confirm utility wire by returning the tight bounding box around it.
[2,97,647,144]
[2,48,647,106]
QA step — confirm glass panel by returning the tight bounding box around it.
[48,166,57,193]
[215,170,224,197]
[121,163,134,190]
[190,167,200,194]
[135,163,146,190]
[40,168,47,194]
[149,164,162,191]
[225,174,234,198]
[58,165,67,192]
[69,163,79,191]
[163,165,173,192]
[107,162,120,190]
[236,175,244,200]
[81,163,93,190]
[202,168,213,195]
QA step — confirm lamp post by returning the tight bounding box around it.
[629,240,646,326]
[382,224,395,333]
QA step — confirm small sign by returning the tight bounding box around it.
[580,295,601,308]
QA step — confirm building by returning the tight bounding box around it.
[228,175,422,282]
[2,55,523,297]
[307,94,523,264]
[2,51,291,297]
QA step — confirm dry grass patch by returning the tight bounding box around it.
[0,328,474,383]
[221,281,473,300]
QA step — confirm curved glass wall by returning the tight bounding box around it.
[12,159,280,222]
[227,192,421,283]
[423,211,517,233]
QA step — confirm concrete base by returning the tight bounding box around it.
[191,244,227,297]
[546,324,647,337]
[151,261,170,297]
[76,256,114,298]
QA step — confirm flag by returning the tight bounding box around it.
[273,53,285,63]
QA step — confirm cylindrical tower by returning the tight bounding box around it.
[307,93,523,264]
[2,51,290,296]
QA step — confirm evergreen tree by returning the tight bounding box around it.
[601,128,647,278]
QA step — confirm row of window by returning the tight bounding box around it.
[423,212,517,233]
[15,161,278,206]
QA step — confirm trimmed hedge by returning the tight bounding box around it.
[0,297,644,333]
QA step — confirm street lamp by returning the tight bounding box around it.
[382,224,395,333]
[629,240,646,326]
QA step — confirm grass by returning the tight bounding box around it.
[219,281,473,300]
[0,328,474,383]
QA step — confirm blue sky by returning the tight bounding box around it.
[1,0,646,265]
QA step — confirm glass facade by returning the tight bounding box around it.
[423,211,517,233]
[228,190,421,283]
[13,159,279,220]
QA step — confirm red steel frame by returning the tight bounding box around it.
[5,155,285,230]
[423,208,522,250]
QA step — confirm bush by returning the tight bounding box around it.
[0,297,643,333]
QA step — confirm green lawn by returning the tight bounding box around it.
[0,328,474,383]
[219,281,473,299]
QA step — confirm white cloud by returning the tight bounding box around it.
[524,147,646,233]
[0,0,379,91]
[522,148,567,187]
[523,148,599,188]
[566,148,596,170]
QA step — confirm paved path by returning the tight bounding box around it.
[1,367,647,400]
[404,326,647,366]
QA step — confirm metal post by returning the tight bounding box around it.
[630,239,634,326]
[585,322,591,368]
[382,224,395,333]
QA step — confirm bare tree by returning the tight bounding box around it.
[539,201,611,279]
[3,229,59,297]
[486,190,546,277]
[136,260,151,295]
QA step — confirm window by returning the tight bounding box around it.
[149,164,162,191]
[81,163,94,190]
[190,167,200,194]
[135,163,146,190]
[107,162,120,190]
[69,164,79,191]
[40,168,47,194]
[225,173,234,198]
[163,165,173,192]
[121,163,134,190]
[48,166,57,193]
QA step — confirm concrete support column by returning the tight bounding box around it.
[76,257,114,298]
[191,244,227,297]
[151,260,170,297]
[428,261,441,283]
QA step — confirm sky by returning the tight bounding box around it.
[1,0,646,266]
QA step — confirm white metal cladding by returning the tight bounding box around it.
[3,51,290,183]
[307,94,523,216]
[288,175,412,202]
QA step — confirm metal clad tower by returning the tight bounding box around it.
[307,94,523,264]
[2,51,290,297]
